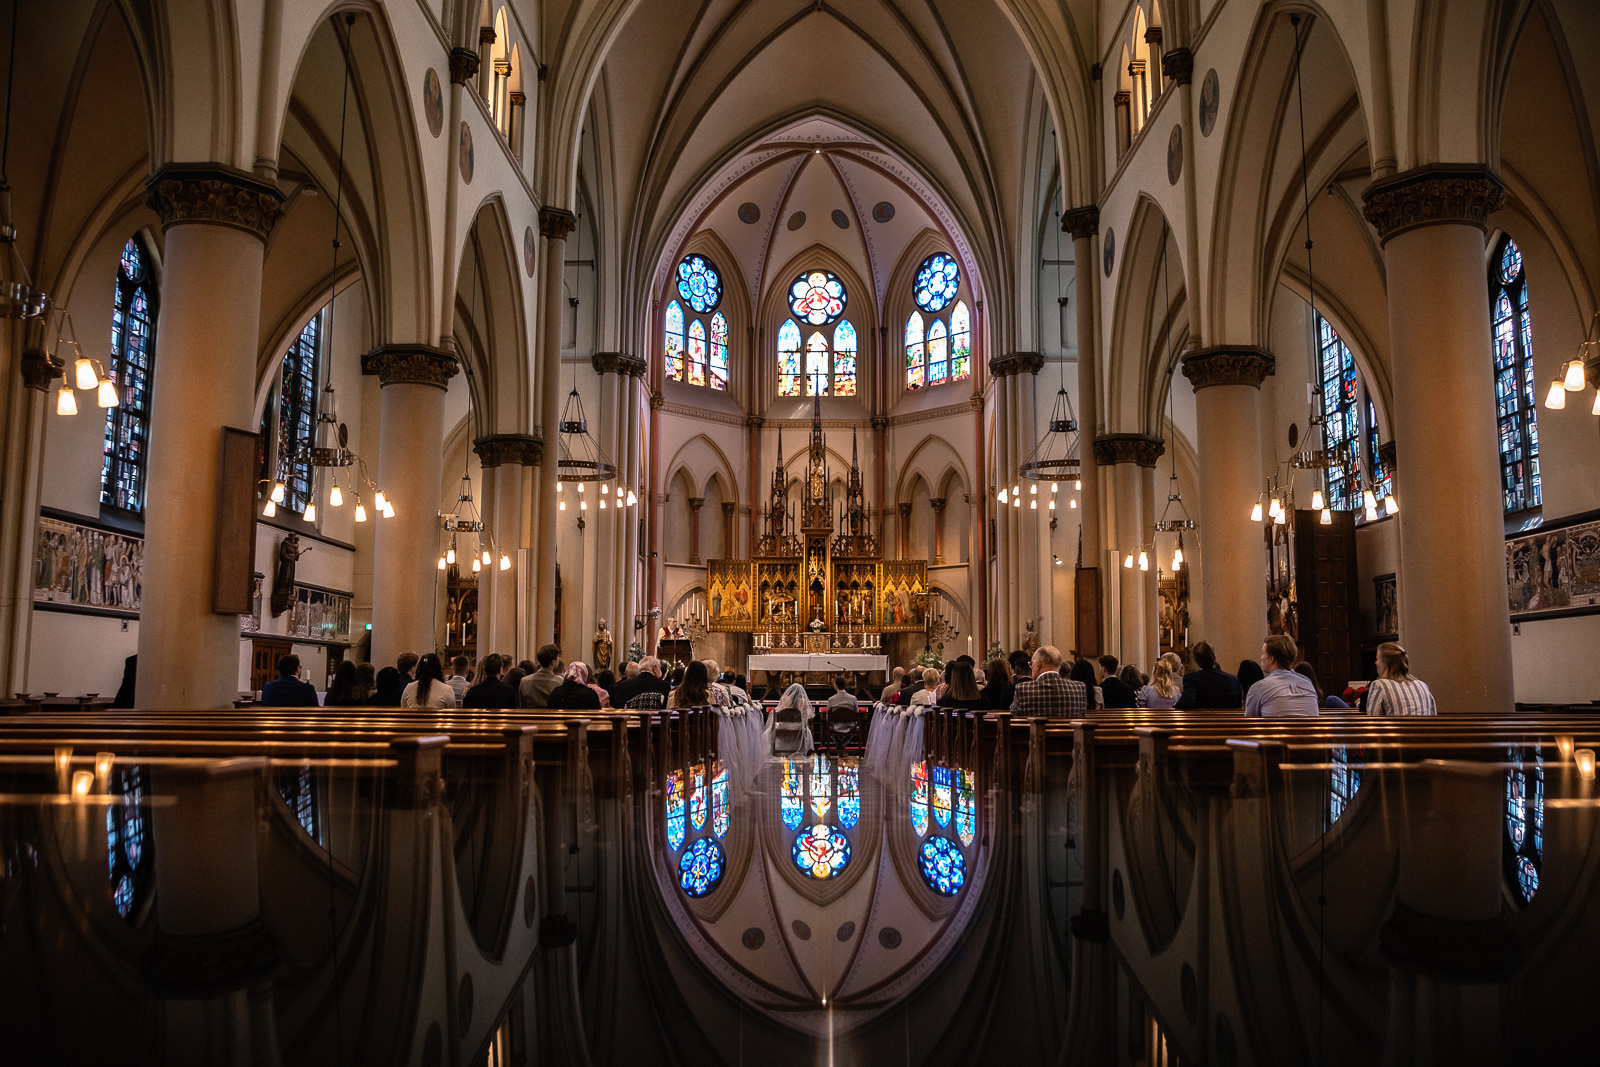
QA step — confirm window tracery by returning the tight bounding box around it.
[664,254,729,390]
[101,236,157,513]
[1490,236,1541,516]
[905,254,970,390]
[777,270,855,396]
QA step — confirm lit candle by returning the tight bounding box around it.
[1578,748,1597,782]
[1557,735,1576,761]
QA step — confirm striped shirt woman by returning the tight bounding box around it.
[1363,641,1437,716]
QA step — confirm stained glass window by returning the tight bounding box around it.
[1490,236,1540,516]
[778,320,802,397]
[105,766,149,920]
[267,314,322,516]
[789,270,846,325]
[950,302,971,382]
[277,767,319,840]
[915,252,960,312]
[677,253,722,313]
[833,320,857,397]
[810,754,833,820]
[905,314,926,390]
[780,759,804,829]
[664,300,686,382]
[805,332,830,396]
[919,836,966,895]
[910,760,929,837]
[709,312,729,391]
[838,760,860,829]
[690,762,707,831]
[1366,399,1392,501]
[1505,746,1544,905]
[931,764,953,828]
[955,768,976,846]
[666,769,686,850]
[793,823,851,879]
[679,837,724,896]
[687,320,708,387]
[1329,746,1361,825]
[102,236,157,512]
[1315,315,1360,510]
[926,320,948,386]
[711,762,729,838]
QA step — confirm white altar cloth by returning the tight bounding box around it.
[747,653,888,673]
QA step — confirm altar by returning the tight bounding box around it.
[747,653,889,673]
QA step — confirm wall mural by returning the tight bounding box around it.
[33,513,143,616]
[1507,515,1600,619]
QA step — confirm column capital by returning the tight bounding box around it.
[1181,346,1275,390]
[870,415,889,431]
[649,392,665,410]
[539,206,578,240]
[145,164,285,240]
[448,47,480,85]
[898,501,913,518]
[362,344,460,389]
[1362,164,1505,244]
[474,432,544,468]
[989,351,1046,377]
[1161,47,1194,85]
[745,414,765,429]
[929,497,947,512]
[1093,433,1165,468]
[592,351,645,376]
[687,497,705,511]
[1378,440,1397,474]
[20,347,62,391]
[1062,206,1100,238]
[721,500,736,516]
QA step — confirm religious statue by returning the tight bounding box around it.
[270,534,310,618]
[593,619,613,669]
[1021,619,1039,656]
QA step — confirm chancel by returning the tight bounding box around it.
[1,0,1599,1062]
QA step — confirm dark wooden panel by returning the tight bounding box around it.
[213,427,260,614]
[1076,567,1102,656]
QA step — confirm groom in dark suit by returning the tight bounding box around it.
[1010,644,1088,717]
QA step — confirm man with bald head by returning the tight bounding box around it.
[1009,644,1088,717]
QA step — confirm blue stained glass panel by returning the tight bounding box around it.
[910,761,929,837]
[955,768,976,846]
[1489,238,1540,515]
[1505,745,1544,905]
[810,754,833,820]
[927,320,948,385]
[690,763,707,830]
[793,823,851,879]
[950,302,971,382]
[781,759,804,829]
[931,764,952,827]
[664,301,685,382]
[838,761,860,829]
[805,333,830,396]
[712,762,729,838]
[905,313,925,390]
[833,320,857,397]
[914,252,960,313]
[666,769,686,850]
[919,836,966,895]
[687,320,707,387]
[1329,746,1361,824]
[679,837,724,896]
[709,312,729,391]
[677,254,722,313]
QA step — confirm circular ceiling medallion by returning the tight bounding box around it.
[1167,124,1184,185]
[738,202,761,224]
[831,209,850,229]
[878,927,902,949]
[742,927,765,950]
[1199,68,1221,138]
[1103,228,1116,277]
[422,69,443,138]
[872,201,895,223]
[787,211,807,231]
[791,919,812,940]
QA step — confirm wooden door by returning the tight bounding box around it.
[251,638,292,695]
[1292,510,1360,691]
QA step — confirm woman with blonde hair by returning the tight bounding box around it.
[1363,642,1437,716]
[1138,657,1182,709]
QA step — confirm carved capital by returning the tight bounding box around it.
[929,497,946,513]
[1181,346,1275,390]
[1093,433,1165,468]
[1362,165,1505,244]
[474,432,543,468]
[20,347,63,391]
[362,345,460,389]
[591,351,645,378]
[898,502,913,519]
[145,165,285,240]
[745,415,765,429]
[870,415,889,431]
[1161,47,1193,85]
[688,497,705,512]
[539,206,577,240]
[1378,440,1397,474]
[969,396,984,412]
[449,47,481,85]
[721,501,736,516]
[649,392,665,410]
[1062,206,1099,239]
[989,351,1046,378]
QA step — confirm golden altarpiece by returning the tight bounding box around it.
[704,398,926,651]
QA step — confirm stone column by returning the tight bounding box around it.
[3,342,58,694]
[930,498,947,565]
[1095,434,1163,664]
[591,352,639,642]
[474,433,541,657]
[1064,208,1105,650]
[1363,166,1513,711]
[687,497,704,564]
[991,352,1046,650]
[365,346,459,668]
[898,502,912,560]
[1181,347,1273,670]
[535,207,576,647]
[721,501,736,558]
[747,415,764,553]
[618,355,647,651]
[137,167,282,708]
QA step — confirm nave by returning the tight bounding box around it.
[2,699,1597,1064]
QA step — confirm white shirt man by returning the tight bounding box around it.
[1244,635,1320,718]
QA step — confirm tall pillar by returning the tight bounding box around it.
[1363,167,1513,711]
[474,433,541,657]
[991,352,1046,649]
[721,501,736,558]
[930,498,947,564]
[535,207,577,648]
[747,415,764,552]
[1095,434,1163,665]
[687,497,704,564]
[3,344,56,694]
[137,167,283,708]
[1181,348,1273,669]
[898,502,912,560]
[1064,209,1104,623]
[592,352,640,642]
[365,346,459,668]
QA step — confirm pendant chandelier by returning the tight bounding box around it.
[1001,189,1081,518]
[263,15,392,526]
[1543,310,1600,416]
[553,207,634,520]
[1250,13,1396,528]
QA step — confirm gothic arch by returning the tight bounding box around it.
[664,434,740,509]
[1106,196,1183,435]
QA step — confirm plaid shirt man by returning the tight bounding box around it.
[1010,670,1088,717]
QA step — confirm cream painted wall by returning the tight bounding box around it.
[29,611,137,697]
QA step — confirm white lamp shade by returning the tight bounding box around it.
[96,378,119,407]
[1545,379,1567,409]
[56,385,77,416]
[74,357,97,390]
[1564,359,1587,391]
